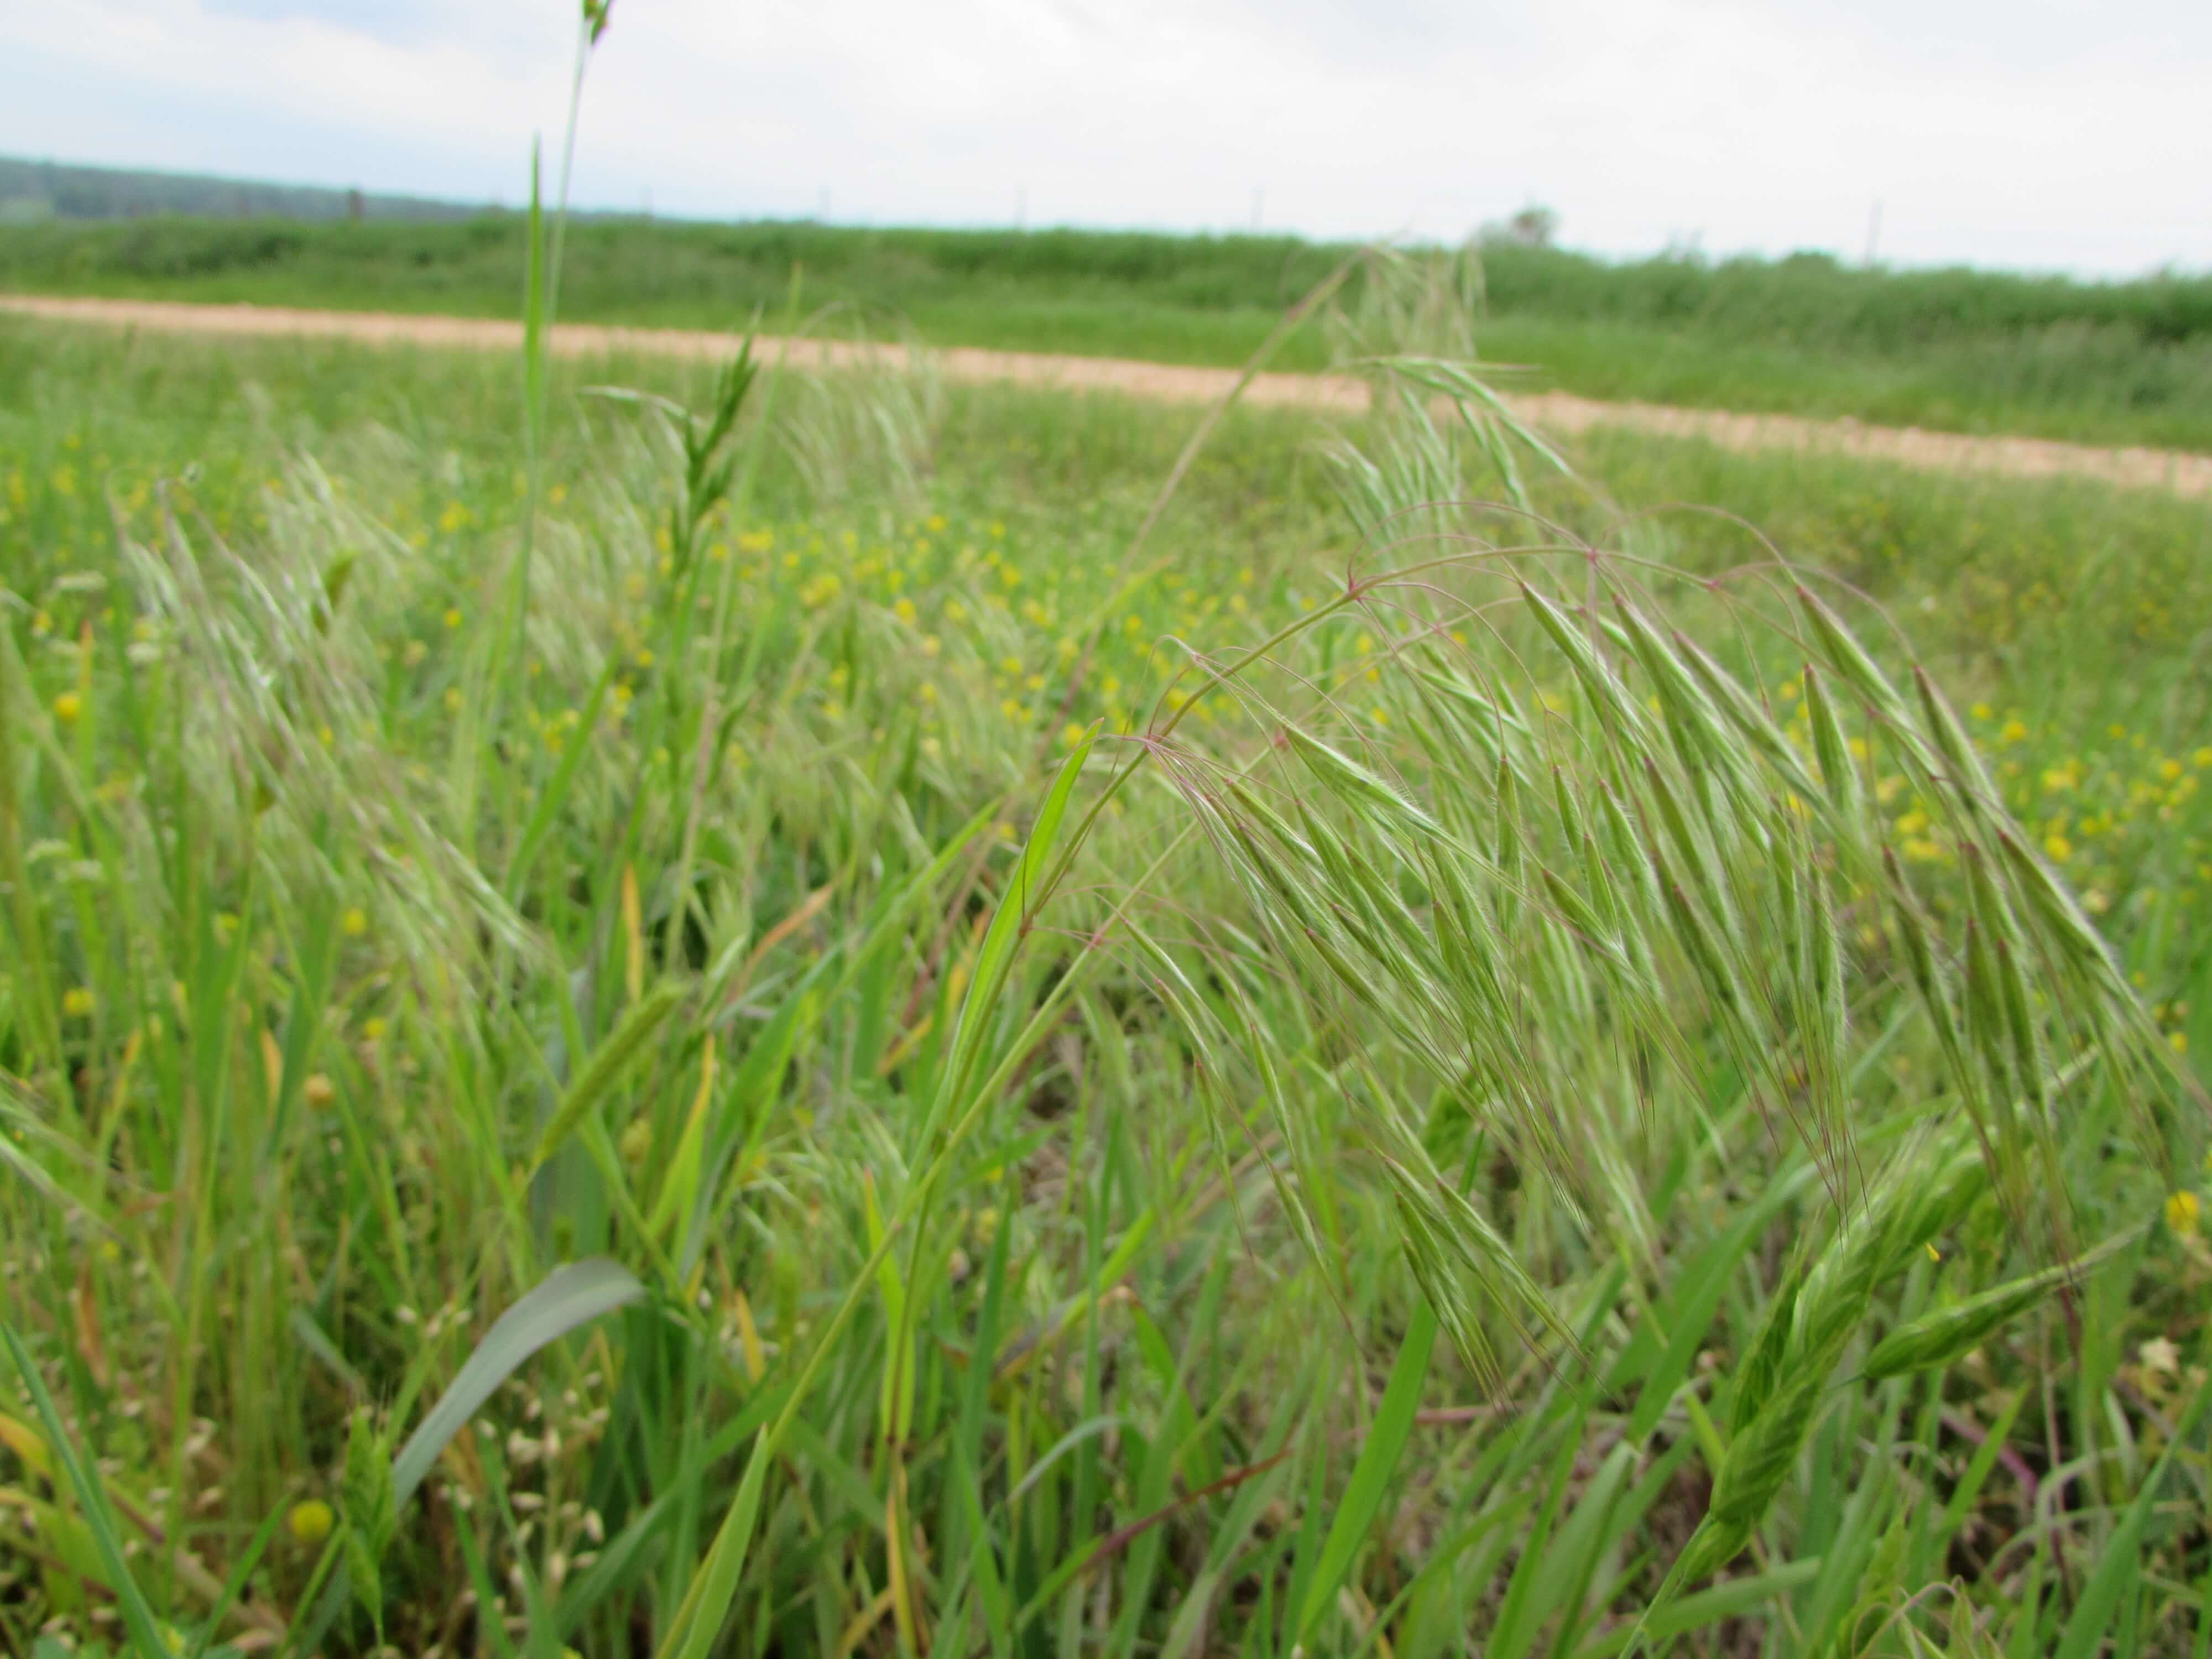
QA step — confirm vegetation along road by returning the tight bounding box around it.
[8,291,2210,499]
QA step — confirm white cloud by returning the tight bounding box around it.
[6,0,2208,275]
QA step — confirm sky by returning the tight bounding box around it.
[6,0,2209,277]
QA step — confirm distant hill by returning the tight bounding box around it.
[0,155,498,225]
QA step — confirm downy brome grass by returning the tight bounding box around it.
[2,69,2211,1659]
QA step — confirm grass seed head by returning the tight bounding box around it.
[1726,1265,1799,1438]
[1864,1230,2133,1378]
[1673,1515,1756,1587]
[1794,583,1908,723]
[1709,1370,1822,1529]
[1801,663,1863,822]
[1914,664,1999,818]
[1674,628,1822,804]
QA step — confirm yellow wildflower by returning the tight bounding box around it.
[2166,1190,2200,1237]
[289,1500,334,1545]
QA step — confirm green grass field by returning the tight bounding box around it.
[2,295,2211,1659]
[6,216,2212,452]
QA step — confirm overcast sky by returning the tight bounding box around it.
[7,0,2208,276]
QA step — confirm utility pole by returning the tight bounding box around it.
[1864,199,1882,267]
[1251,187,1263,231]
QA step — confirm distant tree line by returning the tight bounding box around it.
[0,155,496,226]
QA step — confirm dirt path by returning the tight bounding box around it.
[8,293,2210,500]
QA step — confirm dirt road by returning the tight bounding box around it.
[7,292,2209,500]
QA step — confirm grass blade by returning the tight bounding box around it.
[2053,1377,2212,1659]
[391,1258,646,1506]
[1297,1298,1437,1642]
[2,1321,172,1659]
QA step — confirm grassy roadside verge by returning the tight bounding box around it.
[6,217,2211,451]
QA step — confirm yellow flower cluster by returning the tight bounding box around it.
[658,509,1279,759]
